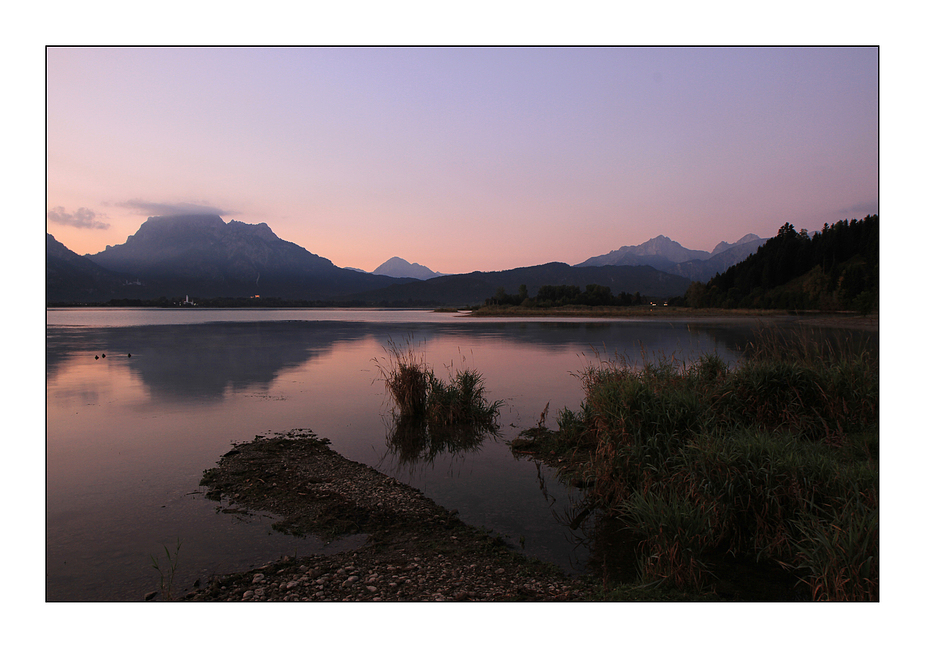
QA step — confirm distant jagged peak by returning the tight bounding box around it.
[116,213,288,249]
[133,213,281,239]
[631,235,706,257]
[577,235,709,268]
[88,211,337,276]
[711,233,764,256]
[372,256,444,280]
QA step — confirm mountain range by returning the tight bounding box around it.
[575,233,767,281]
[46,214,767,305]
[372,257,444,280]
[49,214,410,302]
[576,234,711,270]
[348,262,693,307]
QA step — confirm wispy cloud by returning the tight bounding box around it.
[46,206,110,230]
[117,200,235,217]
[838,201,879,216]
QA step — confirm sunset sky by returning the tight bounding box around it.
[46,46,878,274]
[23,6,921,638]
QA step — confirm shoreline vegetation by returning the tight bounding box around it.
[461,304,879,329]
[186,324,877,602]
[47,299,879,333]
[513,327,878,601]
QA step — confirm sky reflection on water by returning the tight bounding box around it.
[47,311,771,600]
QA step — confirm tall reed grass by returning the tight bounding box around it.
[551,328,878,600]
[375,340,503,465]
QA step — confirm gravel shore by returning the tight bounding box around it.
[182,431,589,602]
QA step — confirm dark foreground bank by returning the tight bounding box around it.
[182,431,589,602]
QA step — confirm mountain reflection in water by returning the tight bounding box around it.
[49,310,861,601]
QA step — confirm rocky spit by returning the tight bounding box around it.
[180,431,589,602]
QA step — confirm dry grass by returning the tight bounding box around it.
[375,340,503,465]
[547,329,878,600]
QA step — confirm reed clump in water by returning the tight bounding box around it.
[546,329,878,600]
[382,346,430,420]
[376,341,503,465]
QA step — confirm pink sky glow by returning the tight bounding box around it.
[46,46,878,274]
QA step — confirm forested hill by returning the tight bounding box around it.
[685,215,878,312]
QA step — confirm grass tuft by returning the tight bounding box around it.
[375,340,504,465]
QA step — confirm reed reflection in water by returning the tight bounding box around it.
[48,311,806,600]
[385,416,502,469]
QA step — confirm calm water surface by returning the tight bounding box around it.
[47,308,771,601]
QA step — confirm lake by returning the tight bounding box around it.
[46,308,789,601]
